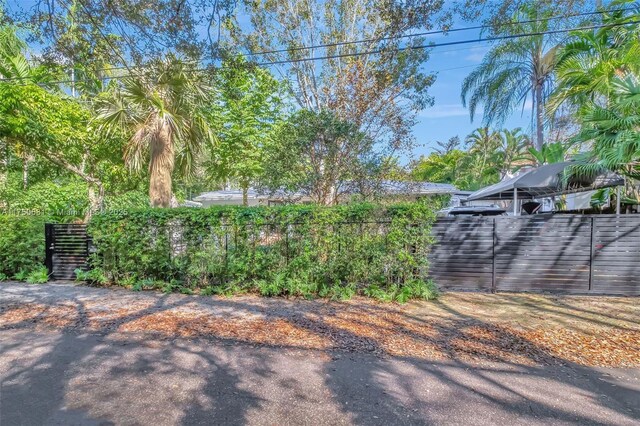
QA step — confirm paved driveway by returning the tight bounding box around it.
[0,283,639,425]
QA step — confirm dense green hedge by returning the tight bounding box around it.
[88,202,438,301]
[0,215,48,281]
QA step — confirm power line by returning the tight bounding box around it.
[10,5,633,79]
[256,19,640,66]
[243,6,634,58]
[54,42,492,76]
[71,6,627,66]
[1,19,638,86]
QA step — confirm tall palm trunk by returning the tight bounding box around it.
[149,124,175,208]
[534,81,544,152]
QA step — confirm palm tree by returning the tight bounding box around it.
[465,127,501,183]
[495,128,530,179]
[461,5,560,151]
[549,3,640,113]
[573,75,640,181]
[97,57,214,207]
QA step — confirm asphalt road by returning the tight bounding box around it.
[0,328,638,425]
[1,282,639,425]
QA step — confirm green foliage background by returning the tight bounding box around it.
[88,202,438,301]
[0,215,47,279]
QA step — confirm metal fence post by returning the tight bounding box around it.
[491,217,497,293]
[224,229,229,284]
[44,223,54,276]
[588,216,595,292]
[285,225,289,265]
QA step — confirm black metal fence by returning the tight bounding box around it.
[45,223,90,280]
[62,218,433,288]
[429,215,640,295]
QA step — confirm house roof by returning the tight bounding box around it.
[181,200,203,207]
[192,180,457,204]
[369,180,457,195]
[193,190,258,202]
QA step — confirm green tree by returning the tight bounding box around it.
[7,0,237,65]
[550,1,640,113]
[524,141,568,166]
[573,75,640,181]
[204,57,285,205]
[411,150,467,186]
[434,136,461,155]
[0,82,111,216]
[97,57,214,208]
[412,127,529,190]
[0,20,64,189]
[495,128,530,178]
[0,20,60,85]
[461,4,560,150]
[261,110,373,204]
[233,0,439,152]
[465,127,502,180]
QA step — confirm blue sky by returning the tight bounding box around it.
[408,31,532,160]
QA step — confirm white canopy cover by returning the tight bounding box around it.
[467,162,624,201]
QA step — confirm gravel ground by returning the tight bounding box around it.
[1,282,639,425]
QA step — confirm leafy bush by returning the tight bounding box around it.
[0,215,48,278]
[13,270,29,281]
[88,202,438,301]
[104,190,150,211]
[75,268,109,285]
[26,266,49,284]
[0,181,88,220]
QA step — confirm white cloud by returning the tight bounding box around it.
[464,46,490,63]
[419,104,478,119]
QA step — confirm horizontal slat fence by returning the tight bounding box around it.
[45,223,90,280]
[429,215,640,295]
[429,218,494,291]
[591,216,640,294]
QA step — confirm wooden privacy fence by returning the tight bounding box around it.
[429,215,640,295]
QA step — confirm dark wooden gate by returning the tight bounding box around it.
[45,223,90,280]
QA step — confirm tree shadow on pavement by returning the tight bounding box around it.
[0,286,638,425]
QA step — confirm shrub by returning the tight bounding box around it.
[26,266,49,284]
[0,181,88,220]
[75,268,109,285]
[0,215,48,278]
[88,202,438,301]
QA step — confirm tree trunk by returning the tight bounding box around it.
[242,183,248,207]
[85,183,105,222]
[149,125,175,208]
[0,140,7,189]
[326,183,337,205]
[22,152,29,190]
[534,82,544,152]
[317,181,338,205]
